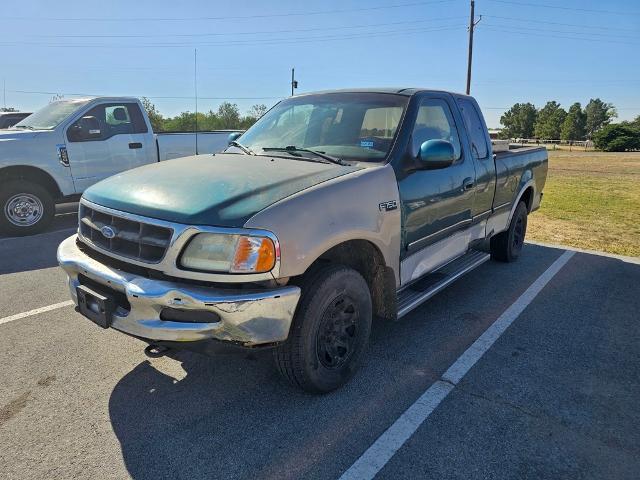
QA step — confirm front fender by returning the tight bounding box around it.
[244,164,402,286]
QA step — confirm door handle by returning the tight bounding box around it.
[462,178,475,191]
[129,142,143,149]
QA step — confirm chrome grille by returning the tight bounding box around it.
[78,203,173,263]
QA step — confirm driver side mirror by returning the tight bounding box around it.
[227,132,242,145]
[69,116,101,141]
[418,139,455,169]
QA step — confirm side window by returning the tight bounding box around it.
[457,98,488,159]
[412,99,462,162]
[67,102,148,142]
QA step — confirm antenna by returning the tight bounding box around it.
[194,48,199,155]
[2,78,5,110]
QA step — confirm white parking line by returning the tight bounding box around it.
[338,250,575,480]
[0,301,74,327]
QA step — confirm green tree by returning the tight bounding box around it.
[247,104,267,119]
[216,102,241,129]
[593,123,640,152]
[163,111,196,132]
[140,97,165,132]
[584,98,617,139]
[499,103,537,139]
[0,107,17,112]
[560,102,586,141]
[535,101,567,139]
[240,104,268,129]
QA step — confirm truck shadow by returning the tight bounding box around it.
[107,349,337,480]
[0,203,78,274]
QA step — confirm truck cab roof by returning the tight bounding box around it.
[296,87,472,98]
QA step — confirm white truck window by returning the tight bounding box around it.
[67,103,148,142]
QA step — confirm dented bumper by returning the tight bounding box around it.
[57,235,300,346]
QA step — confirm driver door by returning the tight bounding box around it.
[398,95,476,256]
[65,102,154,192]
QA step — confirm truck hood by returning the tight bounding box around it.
[0,129,58,168]
[83,154,361,227]
[0,129,48,141]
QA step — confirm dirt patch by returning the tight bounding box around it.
[0,392,30,426]
[37,375,56,387]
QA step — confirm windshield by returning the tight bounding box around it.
[235,92,408,162]
[13,99,91,130]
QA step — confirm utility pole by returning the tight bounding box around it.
[3,78,6,110]
[466,0,482,95]
[291,68,298,96]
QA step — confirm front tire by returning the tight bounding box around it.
[491,201,528,262]
[0,180,55,236]
[274,264,372,393]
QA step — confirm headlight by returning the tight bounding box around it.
[180,233,277,274]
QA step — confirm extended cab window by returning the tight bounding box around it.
[67,102,148,142]
[412,99,462,161]
[457,98,489,159]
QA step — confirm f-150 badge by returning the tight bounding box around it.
[379,200,398,212]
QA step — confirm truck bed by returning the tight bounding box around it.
[156,131,240,161]
[494,145,546,161]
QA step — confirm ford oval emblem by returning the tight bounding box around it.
[100,225,117,239]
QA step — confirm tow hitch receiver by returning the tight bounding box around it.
[144,344,171,358]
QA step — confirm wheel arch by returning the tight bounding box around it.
[301,239,398,321]
[507,179,535,225]
[0,165,63,199]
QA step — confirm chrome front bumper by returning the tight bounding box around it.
[57,235,301,346]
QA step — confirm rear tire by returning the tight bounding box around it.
[274,264,372,393]
[491,201,528,262]
[0,180,55,236]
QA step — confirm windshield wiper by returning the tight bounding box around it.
[229,140,256,155]
[12,125,34,130]
[262,146,347,165]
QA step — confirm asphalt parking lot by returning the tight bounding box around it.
[1,214,639,480]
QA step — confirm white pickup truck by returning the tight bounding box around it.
[0,97,240,235]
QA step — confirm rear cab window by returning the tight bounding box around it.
[457,98,489,159]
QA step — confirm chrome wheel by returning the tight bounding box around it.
[4,193,44,227]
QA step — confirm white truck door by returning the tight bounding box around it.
[65,102,155,192]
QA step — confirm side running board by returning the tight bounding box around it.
[397,250,490,318]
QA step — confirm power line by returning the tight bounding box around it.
[8,90,284,100]
[4,0,455,22]
[486,0,640,16]
[483,15,640,33]
[479,25,640,46]
[0,24,466,49]
[489,0,640,15]
[481,22,639,40]
[25,16,467,38]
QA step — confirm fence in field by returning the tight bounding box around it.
[510,138,595,151]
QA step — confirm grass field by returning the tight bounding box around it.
[527,150,640,257]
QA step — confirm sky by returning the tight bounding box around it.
[2,0,639,127]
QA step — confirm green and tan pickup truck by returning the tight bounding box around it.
[58,88,547,392]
